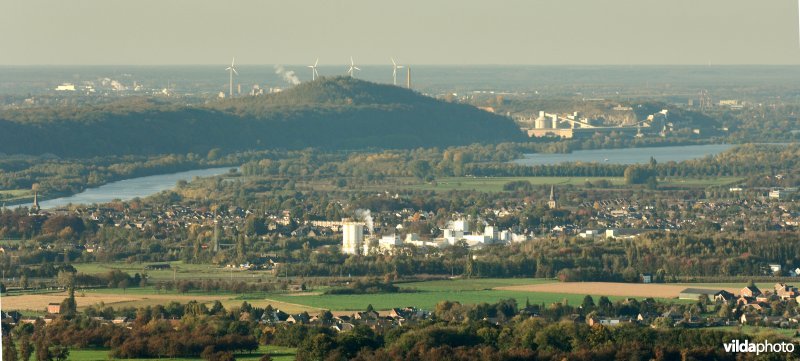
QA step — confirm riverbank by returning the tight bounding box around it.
[0,152,244,208]
[12,166,237,209]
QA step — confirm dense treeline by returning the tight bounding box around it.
[4,300,261,360]
[3,295,793,361]
[258,297,793,361]
[324,279,403,295]
[0,77,524,157]
[236,142,793,183]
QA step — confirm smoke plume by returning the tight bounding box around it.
[274,65,301,85]
[355,209,374,236]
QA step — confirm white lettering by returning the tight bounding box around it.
[723,340,796,355]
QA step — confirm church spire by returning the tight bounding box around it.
[548,185,557,209]
[32,187,40,213]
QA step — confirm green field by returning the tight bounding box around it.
[19,277,749,314]
[398,278,553,291]
[707,326,799,340]
[72,261,274,282]
[68,345,295,361]
[264,278,649,311]
[399,177,624,192]
[658,176,743,187]
[0,189,31,202]
[369,176,743,193]
[47,278,706,312]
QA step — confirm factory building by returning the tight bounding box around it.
[341,220,365,255]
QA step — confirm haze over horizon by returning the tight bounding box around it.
[3,0,800,66]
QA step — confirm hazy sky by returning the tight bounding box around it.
[3,0,800,65]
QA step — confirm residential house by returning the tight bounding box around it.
[332,322,355,333]
[47,303,61,314]
[741,285,762,298]
[774,283,798,300]
[713,290,735,302]
[286,313,309,325]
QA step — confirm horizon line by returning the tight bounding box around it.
[3,63,800,67]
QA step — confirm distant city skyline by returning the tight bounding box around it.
[2,0,800,66]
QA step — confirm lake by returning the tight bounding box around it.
[512,144,734,166]
[23,167,235,209]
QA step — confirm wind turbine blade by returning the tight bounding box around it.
[354,67,361,71]
[392,58,397,66]
[231,58,235,67]
[232,68,239,75]
[315,58,319,67]
[397,65,404,68]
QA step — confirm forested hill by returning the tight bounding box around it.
[0,77,525,157]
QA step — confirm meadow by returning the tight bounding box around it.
[0,189,31,202]
[72,261,272,282]
[707,325,799,340]
[67,345,296,361]
[262,278,687,311]
[496,282,739,299]
[367,176,742,193]
[390,176,624,192]
[7,277,728,315]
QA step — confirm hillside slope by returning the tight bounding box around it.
[0,77,525,157]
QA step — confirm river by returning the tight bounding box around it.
[512,144,734,166]
[22,167,235,209]
[14,144,733,209]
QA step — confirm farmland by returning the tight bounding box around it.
[71,261,273,282]
[1,291,230,312]
[3,278,689,314]
[360,176,742,193]
[398,176,623,192]
[263,278,683,311]
[0,189,30,203]
[67,345,296,361]
[4,278,761,315]
[495,282,740,299]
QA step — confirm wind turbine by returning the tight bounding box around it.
[391,58,404,86]
[347,56,360,78]
[307,58,320,81]
[225,57,238,97]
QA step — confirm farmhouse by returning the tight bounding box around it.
[46,303,61,314]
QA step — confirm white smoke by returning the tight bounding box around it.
[274,65,301,86]
[355,209,374,236]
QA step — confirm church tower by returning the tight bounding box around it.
[547,185,557,209]
[32,189,40,213]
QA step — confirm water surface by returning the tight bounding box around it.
[24,167,234,209]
